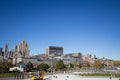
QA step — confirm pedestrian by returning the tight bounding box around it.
[39,71,43,80]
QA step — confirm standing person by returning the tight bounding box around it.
[38,71,43,80]
[35,71,38,79]
[15,69,19,79]
[42,71,44,80]
[14,69,17,79]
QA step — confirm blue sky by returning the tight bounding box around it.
[0,0,120,60]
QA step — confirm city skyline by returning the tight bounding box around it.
[0,0,120,60]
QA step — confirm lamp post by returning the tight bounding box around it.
[50,55,53,74]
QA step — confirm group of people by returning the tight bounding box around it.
[30,71,44,80]
[14,69,25,79]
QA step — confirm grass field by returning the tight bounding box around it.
[0,72,15,78]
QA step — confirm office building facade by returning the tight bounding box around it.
[45,46,63,57]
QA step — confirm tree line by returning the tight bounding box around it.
[0,61,13,73]
[1,59,120,73]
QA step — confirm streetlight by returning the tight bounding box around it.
[50,54,53,74]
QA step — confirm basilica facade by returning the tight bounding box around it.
[0,40,30,65]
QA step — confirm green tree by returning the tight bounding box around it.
[67,63,74,68]
[0,61,13,73]
[78,63,82,69]
[94,60,104,69]
[113,60,120,66]
[26,62,33,69]
[81,61,90,70]
[37,63,49,72]
[55,59,65,70]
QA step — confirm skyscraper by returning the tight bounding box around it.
[0,48,2,56]
[4,43,9,59]
[45,46,63,57]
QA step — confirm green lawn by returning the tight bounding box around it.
[79,73,120,78]
[115,74,120,78]
[0,72,15,78]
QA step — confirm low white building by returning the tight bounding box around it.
[22,58,39,64]
[13,57,40,67]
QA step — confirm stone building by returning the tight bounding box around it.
[72,52,82,58]
[13,40,30,65]
[14,40,29,58]
[0,40,30,64]
[84,54,94,64]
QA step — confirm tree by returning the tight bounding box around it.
[67,63,74,68]
[37,63,49,72]
[55,59,65,71]
[0,61,13,73]
[94,60,104,69]
[78,63,82,69]
[26,62,33,69]
[113,60,120,66]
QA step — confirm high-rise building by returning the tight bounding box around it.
[0,48,2,56]
[45,46,63,57]
[4,43,9,59]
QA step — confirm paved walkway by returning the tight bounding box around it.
[0,77,18,80]
[49,74,120,80]
[1,74,120,80]
[0,73,29,80]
